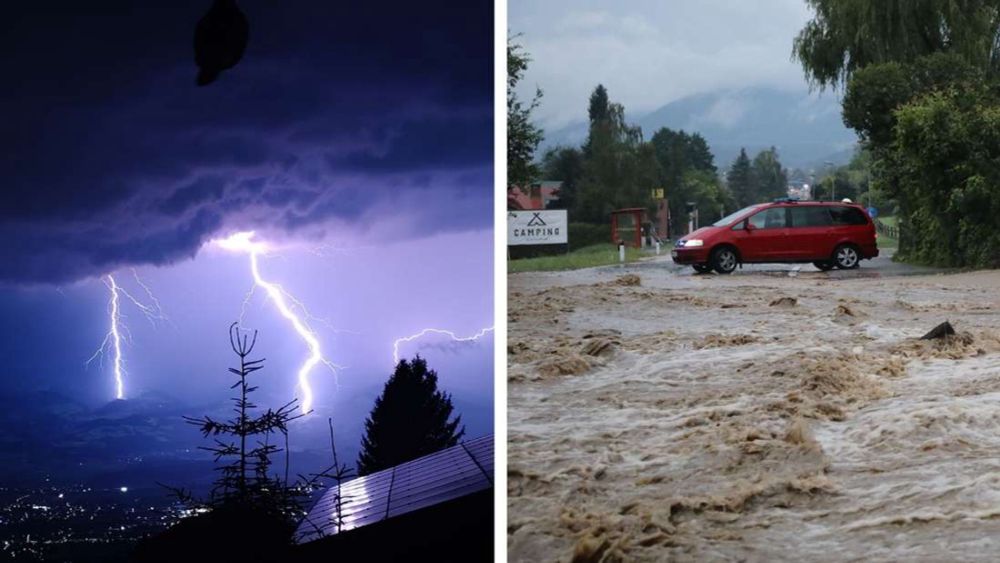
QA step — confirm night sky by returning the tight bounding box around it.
[0,1,493,472]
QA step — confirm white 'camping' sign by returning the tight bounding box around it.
[507,210,568,246]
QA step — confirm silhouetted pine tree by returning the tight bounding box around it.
[357,356,464,475]
[142,324,322,562]
[182,322,306,520]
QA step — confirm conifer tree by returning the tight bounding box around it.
[183,323,305,520]
[727,148,755,208]
[357,356,464,475]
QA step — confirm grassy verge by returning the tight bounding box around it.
[876,215,898,249]
[508,244,647,273]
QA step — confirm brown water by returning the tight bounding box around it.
[508,264,1000,562]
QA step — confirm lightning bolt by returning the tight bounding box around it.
[86,272,168,400]
[86,275,126,400]
[216,231,338,414]
[127,268,171,327]
[392,326,494,366]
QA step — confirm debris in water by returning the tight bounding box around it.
[581,338,618,357]
[571,534,611,563]
[537,355,591,377]
[769,297,797,307]
[783,417,820,451]
[613,274,641,287]
[921,321,955,340]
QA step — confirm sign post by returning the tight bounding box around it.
[507,210,569,247]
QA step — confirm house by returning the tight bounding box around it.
[507,181,562,210]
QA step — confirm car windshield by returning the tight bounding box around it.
[712,205,760,227]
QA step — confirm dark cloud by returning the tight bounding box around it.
[330,111,494,173]
[0,0,493,285]
[157,176,228,215]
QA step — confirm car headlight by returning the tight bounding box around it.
[684,239,704,247]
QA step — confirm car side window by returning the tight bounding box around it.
[748,207,787,229]
[789,206,832,227]
[829,206,868,226]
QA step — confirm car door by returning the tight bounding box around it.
[733,206,789,261]
[787,205,833,259]
[829,205,874,255]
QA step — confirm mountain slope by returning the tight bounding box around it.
[542,87,859,169]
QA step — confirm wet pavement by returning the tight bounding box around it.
[602,247,947,280]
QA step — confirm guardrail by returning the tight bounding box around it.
[874,218,899,239]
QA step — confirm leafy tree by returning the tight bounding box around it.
[650,128,716,180]
[794,3,1000,266]
[892,82,1000,266]
[508,35,544,189]
[793,0,1000,89]
[844,148,892,212]
[726,148,755,207]
[634,142,664,217]
[576,85,649,223]
[811,169,857,202]
[534,86,717,234]
[647,127,719,234]
[811,149,873,205]
[843,53,980,146]
[541,146,584,211]
[357,356,464,475]
[751,147,788,202]
[684,169,735,227]
[685,132,716,174]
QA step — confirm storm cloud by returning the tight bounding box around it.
[509,0,814,128]
[0,1,492,284]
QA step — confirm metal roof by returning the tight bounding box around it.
[294,434,493,543]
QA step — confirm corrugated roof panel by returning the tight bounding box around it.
[294,434,493,544]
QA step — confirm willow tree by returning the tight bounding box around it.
[793,0,1000,89]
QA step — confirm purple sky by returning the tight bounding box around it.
[0,1,493,457]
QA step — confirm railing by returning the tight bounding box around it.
[874,218,899,239]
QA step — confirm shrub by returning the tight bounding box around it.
[568,222,608,250]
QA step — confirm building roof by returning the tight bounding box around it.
[294,434,493,544]
[507,182,562,210]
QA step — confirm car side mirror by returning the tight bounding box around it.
[744,219,755,232]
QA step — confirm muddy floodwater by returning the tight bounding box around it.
[507,258,1000,562]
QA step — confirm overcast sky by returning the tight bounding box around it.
[510,0,817,128]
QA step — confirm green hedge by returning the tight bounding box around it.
[568,222,609,250]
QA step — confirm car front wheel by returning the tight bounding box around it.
[711,247,738,274]
[833,244,860,269]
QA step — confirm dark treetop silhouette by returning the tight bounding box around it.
[134,323,309,562]
[357,356,465,475]
[178,322,305,518]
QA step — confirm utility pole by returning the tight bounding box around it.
[825,161,835,201]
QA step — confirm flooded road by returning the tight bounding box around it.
[507,257,1000,562]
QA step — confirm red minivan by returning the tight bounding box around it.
[671,200,879,274]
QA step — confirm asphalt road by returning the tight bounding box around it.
[613,247,947,279]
